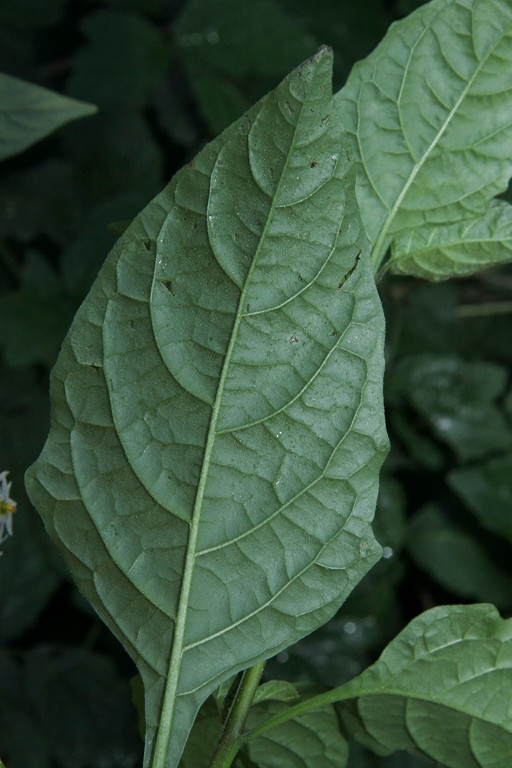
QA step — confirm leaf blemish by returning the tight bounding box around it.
[289,334,299,344]
[284,101,294,115]
[162,280,175,295]
[337,250,361,290]
[310,161,319,168]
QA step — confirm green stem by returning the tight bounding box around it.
[208,662,266,768]
[242,685,355,745]
[371,231,391,275]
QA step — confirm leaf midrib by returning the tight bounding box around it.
[151,66,327,767]
[365,5,512,271]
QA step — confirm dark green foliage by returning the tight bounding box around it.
[0,647,141,768]
[1,1,512,767]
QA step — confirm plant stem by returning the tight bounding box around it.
[208,662,266,768]
[242,685,356,745]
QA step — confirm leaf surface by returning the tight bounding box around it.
[247,687,348,768]
[25,49,388,768]
[335,604,512,767]
[334,0,512,268]
[388,200,512,280]
[0,73,96,161]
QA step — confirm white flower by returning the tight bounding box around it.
[0,471,16,545]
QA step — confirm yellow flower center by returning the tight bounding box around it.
[0,500,16,516]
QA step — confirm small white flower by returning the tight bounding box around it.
[0,471,16,545]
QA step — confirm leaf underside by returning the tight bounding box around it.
[335,0,512,273]
[25,49,388,768]
[390,200,512,280]
[336,604,512,768]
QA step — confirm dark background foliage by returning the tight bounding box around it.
[1,1,512,766]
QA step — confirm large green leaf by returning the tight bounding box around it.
[25,49,388,768]
[334,0,512,269]
[388,200,512,280]
[335,604,512,767]
[0,73,96,161]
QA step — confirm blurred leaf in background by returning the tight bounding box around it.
[0,73,96,161]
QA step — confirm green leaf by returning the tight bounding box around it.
[335,604,512,767]
[263,603,396,693]
[389,200,512,280]
[175,0,318,135]
[448,455,512,544]
[388,354,512,461]
[66,10,170,109]
[335,0,512,268]
[406,504,512,608]
[253,680,300,705]
[247,686,348,768]
[25,49,388,768]
[0,73,96,161]
[178,698,221,768]
[60,193,145,297]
